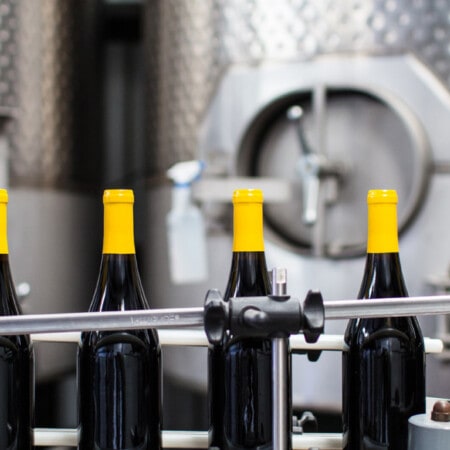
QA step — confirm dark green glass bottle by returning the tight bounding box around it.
[78,189,162,450]
[209,189,291,450]
[0,189,34,449]
[343,190,425,450]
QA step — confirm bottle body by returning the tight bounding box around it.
[0,256,34,450]
[78,190,162,450]
[342,191,425,450]
[0,190,34,450]
[209,190,291,450]
[210,252,275,450]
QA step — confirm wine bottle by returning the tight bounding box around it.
[209,189,291,450]
[78,189,161,450]
[342,189,425,450]
[0,189,34,449]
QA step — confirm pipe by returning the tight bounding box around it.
[0,294,448,335]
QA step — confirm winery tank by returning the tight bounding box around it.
[0,1,101,381]
[144,0,450,412]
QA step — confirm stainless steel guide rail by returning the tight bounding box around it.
[0,307,205,335]
[324,295,450,320]
[0,294,448,335]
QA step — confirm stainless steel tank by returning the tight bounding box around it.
[0,0,101,381]
[144,0,450,412]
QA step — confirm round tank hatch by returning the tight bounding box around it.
[238,88,431,258]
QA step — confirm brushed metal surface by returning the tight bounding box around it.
[144,0,218,173]
[7,0,77,186]
[0,0,18,110]
[144,0,450,173]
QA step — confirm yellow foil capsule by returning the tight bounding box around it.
[0,188,8,254]
[232,189,265,252]
[367,189,399,254]
[102,189,136,254]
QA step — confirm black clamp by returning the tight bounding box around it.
[203,289,325,360]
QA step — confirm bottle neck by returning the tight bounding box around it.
[91,254,148,312]
[103,202,135,254]
[367,201,398,254]
[358,253,408,299]
[0,254,20,315]
[233,201,264,252]
[225,252,270,300]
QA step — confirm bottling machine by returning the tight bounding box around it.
[1,0,450,446]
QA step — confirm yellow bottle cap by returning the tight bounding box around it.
[0,188,8,254]
[103,189,134,204]
[233,189,264,204]
[367,189,399,253]
[0,189,8,204]
[232,189,265,252]
[103,189,135,254]
[367,189,398,205]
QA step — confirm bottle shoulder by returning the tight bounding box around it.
[345,252,424,348]
[0,257,22,316]
[346,316,424,351]
[80,329,160,352]
[1,333,31,346]
[82,255,158,353]
[224,251,271,299]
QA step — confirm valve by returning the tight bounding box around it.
[287,105,346,228]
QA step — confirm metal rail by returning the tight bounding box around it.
[324,295,450,320]
[0,294,448,335]
[0,307,204,335]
